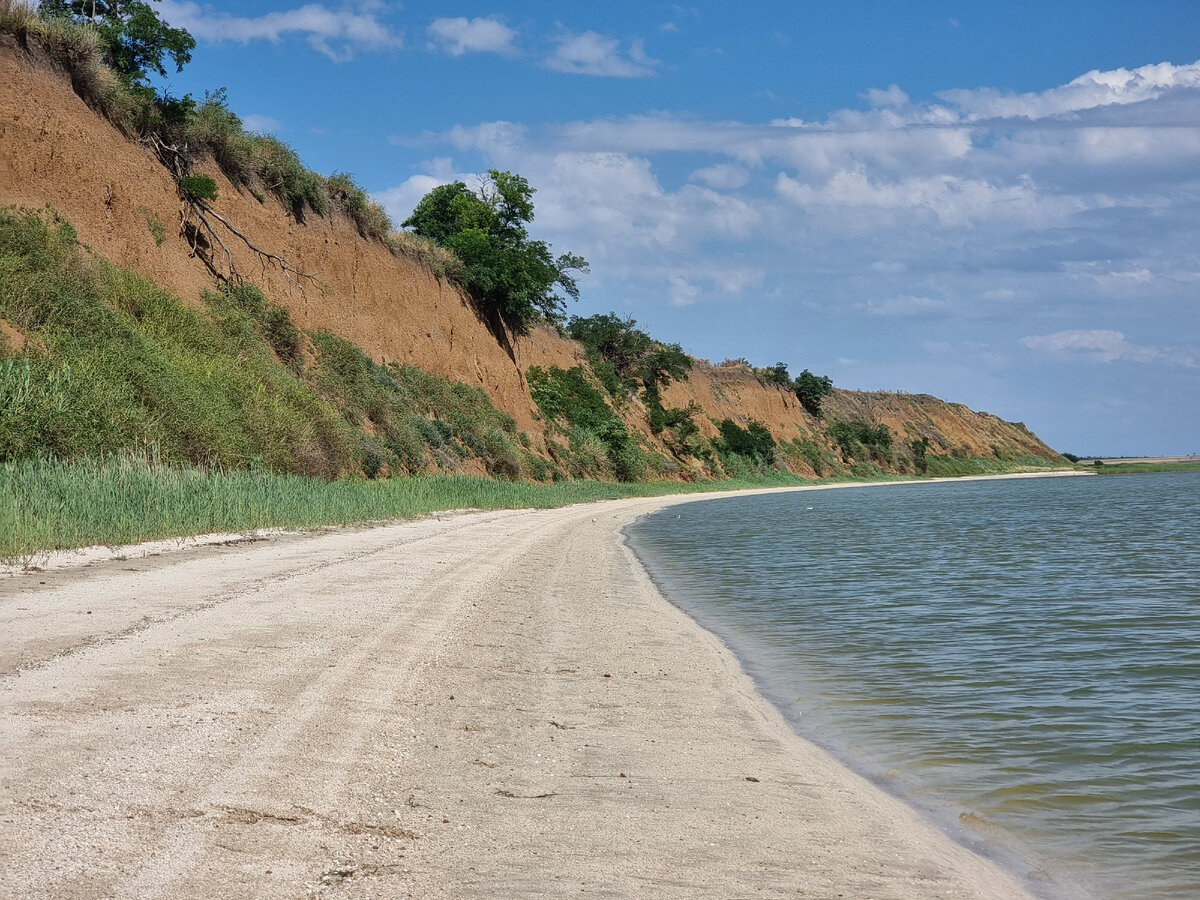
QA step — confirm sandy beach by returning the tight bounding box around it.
[0,481,1060,898]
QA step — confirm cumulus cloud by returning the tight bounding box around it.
[939,60,1200,121]
[690,163,750,189]
[1021,330,1196,367]
[240,113,283,134]
[383,56,1200,351]
[427,16,517,57]
[775,169,1060,229]
[158,0,401,60]
[544,31,660,77]
[669,276,700,306]
[863,84,910,109]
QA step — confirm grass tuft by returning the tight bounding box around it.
[384,230,464,280]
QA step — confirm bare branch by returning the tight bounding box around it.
[195,201,320,291]
[145,131,323,292]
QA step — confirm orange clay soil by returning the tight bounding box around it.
[0,39,1062,470]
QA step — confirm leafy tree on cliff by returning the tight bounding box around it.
[40,0,195,86]
[403,171,588,334]
[566,312,695,435]
[566,313,652,394]
[793,368,834,417]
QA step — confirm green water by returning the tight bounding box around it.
[628,473,1200,899]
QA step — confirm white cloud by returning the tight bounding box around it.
[690,163,750,189]
[863,84,910,109]
[669,276,700,306]
[939,60,1200,121]
[775,169,1071,229]
[158,0,401,60]
[427,16,517,57]
[384,56,1200,351]
[1021,330,1196,367]
[864,295,950,318]
[544,31,660,78]
[241,113,283,134]
[375,159,485,225]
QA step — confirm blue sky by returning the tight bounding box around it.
[152,1,1200,455]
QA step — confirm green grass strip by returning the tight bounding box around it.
[1089,460,1200,474]
[0,455,822,562]
[2,455,1082,564]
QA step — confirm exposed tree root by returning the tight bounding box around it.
[144,133,321,292]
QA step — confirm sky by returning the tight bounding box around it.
[148,0,1200,456]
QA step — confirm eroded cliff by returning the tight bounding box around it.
[0,40,1062,478]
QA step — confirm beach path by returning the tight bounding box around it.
[1,491,1035,898]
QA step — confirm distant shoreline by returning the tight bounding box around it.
[1080,455,1197,464]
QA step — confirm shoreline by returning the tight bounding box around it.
[0,478,1075,896]
[623,480,1086,900]
[2,469,1091,577]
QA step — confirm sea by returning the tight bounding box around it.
[626,472,1200,900]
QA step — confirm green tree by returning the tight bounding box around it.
[41,0,195,85]
[828,421,892,458]
[566,313,652,392]
[404,171,588,334]
[910,436,930,474]
[792,368,834,417]
[637,342,691,390]
[763,362,791,387]
[716,418,776,463]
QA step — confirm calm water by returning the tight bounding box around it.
[627,473,1200,899]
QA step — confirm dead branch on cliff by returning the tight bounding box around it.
[143,133,321,293]
[181,200,320,292]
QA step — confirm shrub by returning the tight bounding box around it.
[307,330,534,478]
[178,174,218,202]
[184,88,256,185]
[910,436,930,474]
[782,437,837,476]
[760,361,791,387]
[253,135,327,219]
[527,364,645,481]
[139,206,166,244]
[715,418,776,464]
[566,313,652,396]
[828,421,891,458]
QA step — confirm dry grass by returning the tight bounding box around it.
[326,172,393,242]
[0,2,149,134]
[385,230,464,280]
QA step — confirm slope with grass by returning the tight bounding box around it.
[0,33,580,442]
[0,30,1065,492]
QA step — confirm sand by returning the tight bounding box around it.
[0,482,1062,898]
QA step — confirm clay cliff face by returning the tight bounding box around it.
[1,41,583,442]
[0,42,1061,473]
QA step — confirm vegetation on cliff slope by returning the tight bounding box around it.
[0,3,1072,560]
[0,0,452,268]
[0,206,542,480]
[404,171,588,334]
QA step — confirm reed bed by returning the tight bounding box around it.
[1,455,819,563]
